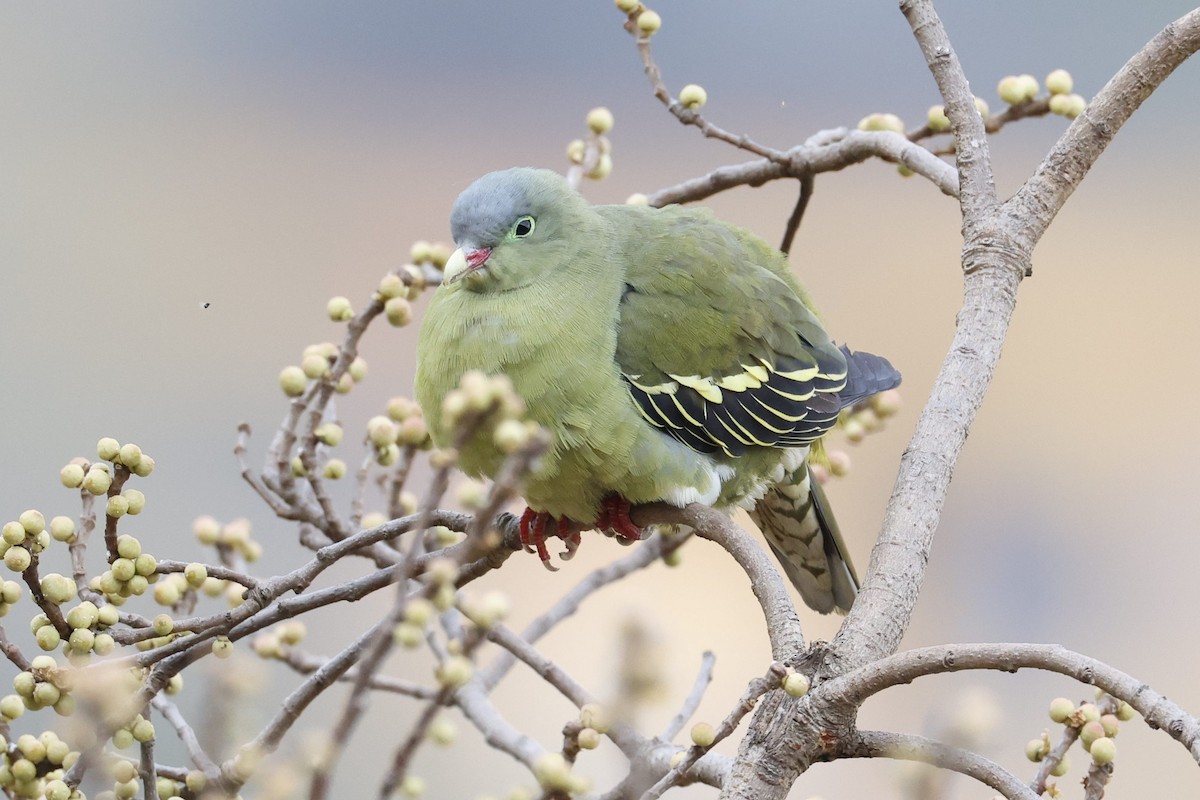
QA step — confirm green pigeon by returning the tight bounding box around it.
[415,168,899,613]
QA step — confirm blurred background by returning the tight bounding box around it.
[2,1,1199,797]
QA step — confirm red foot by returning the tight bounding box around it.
[594,494,643,543]
[519,508,586,570]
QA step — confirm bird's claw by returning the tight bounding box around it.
[595,494,643,543]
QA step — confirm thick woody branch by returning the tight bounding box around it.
[826,642,1200,763]
[900,0,998,225]
[846,730,1037,800]
[1007,8,1200,251]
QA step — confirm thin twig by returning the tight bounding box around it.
[660,652,716,741]
[779,175,815,255]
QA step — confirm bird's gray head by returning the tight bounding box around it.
[443,168,589,292]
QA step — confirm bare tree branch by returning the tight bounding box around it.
[846,730,1037,800]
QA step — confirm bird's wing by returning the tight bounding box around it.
[607,206,849,458]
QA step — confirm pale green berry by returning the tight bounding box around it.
[1116,701,1135,721]
[1089,736,1116,765]
[0,581,19,604]
[1017,74,1039,101]
[12,672,35,697]
[45,739,69,765]
[636,9,661,34]
[827,450,851,477]
[114,779,138,799]
[131,717,155,742]
[565,139,586,164]
[315,423,343,446]
[83,468,113,495]
[45,780,71,800]
[579,703,611,734]
[93,634,115,655]
[184,563,207,587]
[2,522,25,546]
[130,454,155,477]
[427,717,456,746]
[401,775,426,798]
[114,535,140,560]
[10,758,35,782]
[1,694,24,719]
[586,153,613,180]
[386,396,417,421]
[405,597,435,627]
[662,548,682,567]
[201,577,226,597]
[111,728,134,750]
[154,581,180,606]
[1080,720,1105,749]
[857,112,905,133]
[117,443,142,469]
[152,614,174,636]
[926,104,951,132]
[278,620,306,645]
[586,106,614,134]
[66,602,99,629]
[59,464,86,489]
[1048,697,1075,723]
[360,512,386,530]
[1050,754,1069,776]
[782,671,810,698]
[1063,93,1086,118]
[17,734,45,761]
[973,96,989,117]
[35,625,60,651]
[370,443,398,467]
[212,637,233,659]
[397,416,428,447]
[393,622,424,648]
[31,613,50,633]
[125,574,149,596]
[427,558,459,585]
[49,516,76,543]
[111,762,137,786]
[33,680,61,708]
[436,655,473,688]
[533,753,571,790]
[577,727,602,750]
[106,495,129,518]
[615,0,638,11]
[97,604,119,626]
[349,356,368,382]
[18,510,45,536]
[1045,69,1073,95]
[679,84,707,109]
[368,416,399,448]
[326,296,354,322]
[291,456,307,477]
[4,546,31,572]
[1048,93,1073,116]
[1099,713,1119,737]
[193,515,221,544]
[97,438,121,461]
[279,366,308,397]
[41,574,77,604]
[625,193,649,206]
[690,722,715,747]
[378,273,405,300]
[322,459,347,480]
[997,75,1025,105]
[410,240,433,264]
[301,354,330,380]
[385,297,413,327]
[1079,702,1101,723]
[456,481,487,510]
[166,674,183,695]
[432,583,456,611]
[130,453,154,479]
[109,556,133,582]
[156,778,179,799]
[30,530,49,553]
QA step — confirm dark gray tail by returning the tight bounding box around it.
[838,345,901,409]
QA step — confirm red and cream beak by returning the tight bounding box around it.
[443,246,492,283]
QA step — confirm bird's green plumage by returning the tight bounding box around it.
[415,168,899,613]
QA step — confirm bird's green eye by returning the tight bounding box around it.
[511,215,536,238]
